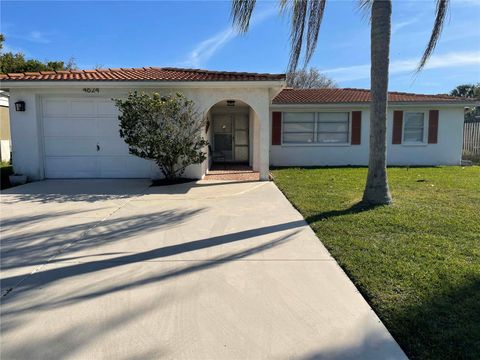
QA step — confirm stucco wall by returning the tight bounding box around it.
[7,86,272,180]
[0,106,10,141]
[9,92,42,177]
[270,107,464,167]
[0,105,11,162]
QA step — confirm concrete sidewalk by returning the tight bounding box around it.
[1,180,407,359]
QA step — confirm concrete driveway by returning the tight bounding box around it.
[1,180,407,360]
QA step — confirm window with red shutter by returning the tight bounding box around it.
[351,111,361,145]
[428,110,439,144]
[392,111,403,144]
[272,112,282,145]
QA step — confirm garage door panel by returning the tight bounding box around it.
[44,117,97,137]
[98,156,152,178]
[71,100,96,116]
[44,100,69,117]
[45,157,97,178]
[97,101,118,116]
[97,118,121,137]
[44,138,98,156]
[98,137,130,155]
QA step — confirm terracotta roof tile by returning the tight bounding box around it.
[273,88,478,104]
[0,67,285,82]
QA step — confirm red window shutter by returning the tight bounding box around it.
[392,110,403,144]
[272,112,282,145]
[428,110,439,144]
[351,111,362,145]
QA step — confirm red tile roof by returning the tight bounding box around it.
[0,67,285,82]
[273,88,476,104]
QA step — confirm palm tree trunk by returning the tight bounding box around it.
[362,0,393,205]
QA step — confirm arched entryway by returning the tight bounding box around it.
[204,99,263,180]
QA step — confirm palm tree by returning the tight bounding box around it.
[232,0,450,205]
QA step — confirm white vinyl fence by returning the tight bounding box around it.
[463,121,480,160]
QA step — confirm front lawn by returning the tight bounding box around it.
[272,166,480,360]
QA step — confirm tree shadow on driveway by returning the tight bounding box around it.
[1,208,205,273]
[1,223,303,342]
[1,226,302,359]
[2,220,305,298]
[0,179,150,204]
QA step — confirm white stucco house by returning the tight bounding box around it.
[0,67,476,181]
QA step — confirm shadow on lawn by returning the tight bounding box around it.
[298,201,479,359]
[296,279,480,360]
[386,278,480,360]
[305,202,383,223]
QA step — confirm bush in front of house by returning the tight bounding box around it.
[114,92,208,182]
[0,163,13,189]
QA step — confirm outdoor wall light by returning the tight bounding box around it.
[226,100,235,107]
[15,101,25,112]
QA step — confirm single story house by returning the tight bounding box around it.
[0,67,476,181]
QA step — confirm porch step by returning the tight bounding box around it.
[204,164,260,181]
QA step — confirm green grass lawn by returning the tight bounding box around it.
[272,166,480,360]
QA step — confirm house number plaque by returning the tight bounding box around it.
[83,88,100,93]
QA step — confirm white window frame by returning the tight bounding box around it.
[316,112,350,145]
[402,111,428,145]
[281,112,316,145]
[280,111,352,146]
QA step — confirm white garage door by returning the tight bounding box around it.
[42,98,152,178]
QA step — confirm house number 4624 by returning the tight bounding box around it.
[83,88,99,93]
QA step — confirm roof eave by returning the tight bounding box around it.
[271,101,478,108]
[0,79,286,90]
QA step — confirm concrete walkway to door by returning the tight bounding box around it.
[0,180,407,360]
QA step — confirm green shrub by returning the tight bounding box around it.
[0,165,13,189]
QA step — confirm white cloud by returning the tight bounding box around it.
[182,28,236,68]
[26,31,51,44]
[392,16,421,34]
[180,6,277,68]
[6,30,53,45]
[322,50,480,82]
[453,0,480,7]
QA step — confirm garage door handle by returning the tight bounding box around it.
[97,144,100,152]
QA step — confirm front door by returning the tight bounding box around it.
[213,114,249,163]
[234,115,249,162]
[213,115,234,161]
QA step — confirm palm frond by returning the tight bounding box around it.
[357,0,373,22]
[304,0,327,66]
[279,0,289,12]
[288,0,308,72]
[231,0,257,33]
[358,0,373,12]
[417,0,450,72]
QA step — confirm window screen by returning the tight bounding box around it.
[317,112,349,144]
[403,112,425,143]
[282,112,315,144]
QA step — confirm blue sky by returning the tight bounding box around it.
[1,0,479,94]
